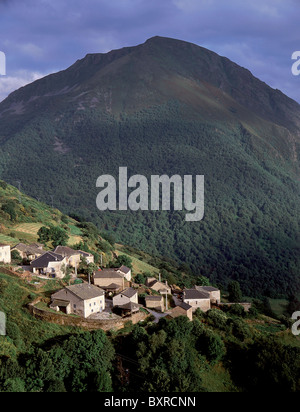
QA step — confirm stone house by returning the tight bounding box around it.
[166,302,193,321]
[113,287,138,307]
[147,278,171,295]
[12,243,44,262]
[194,286,221,304]
[93,269,125,291]
[146,277,157,287]
[30,251,67,278]
[0,244,11,264]
[53,246,81,267]
[145,295,165,312]
[78,250,94,264]
[183,289,211,312]
[117,265,132,282]
[53,246,94,267]
[50,283,105,318]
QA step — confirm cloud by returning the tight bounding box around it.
[0,70,47,102]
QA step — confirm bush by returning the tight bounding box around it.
[0,279,8,295]
[206,309,228,330]
[227,318,251,341]
[227,304,246,317]
[0,180,8,190]
[197,329,226,364]
[135,273,146,285]
[11,250,22,264]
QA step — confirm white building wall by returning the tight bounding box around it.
[83,295,105,318]
[0,246,11,264]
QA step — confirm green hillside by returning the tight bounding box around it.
[0,186,298,393]
[0,37,299,297]
[0,180,200,294]
[0,266,299,392]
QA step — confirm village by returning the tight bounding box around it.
[0,241,249,327]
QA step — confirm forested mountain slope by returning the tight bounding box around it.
[0,36,299,297]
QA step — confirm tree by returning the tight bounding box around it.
[1,200,17,221]
[38,225,69,247]
[197,329,226,364]
[228,281,242,303]
[21,348,56,392]
[11,250,22,264]
[115,255,133,269]
[37,226,50,245]
[50,330,115,392]
[49,226,69,248]
[135,273,146,285]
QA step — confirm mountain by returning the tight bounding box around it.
[0,36,299,297]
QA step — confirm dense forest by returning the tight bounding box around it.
[0,307,299,393]
[0,104,299,298]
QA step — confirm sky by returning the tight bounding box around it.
[0,0,300,102]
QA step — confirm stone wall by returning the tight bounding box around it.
[28,300,148,331]
[218,302,252,312]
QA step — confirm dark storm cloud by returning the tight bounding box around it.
[0,0,300,102]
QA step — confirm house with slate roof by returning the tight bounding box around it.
[145,295,165,312]
[53,246,94,267]
[166,302,193,321]
[117,265,132,281]
[30,251,67,278]
[50,283,105,318]
[93,269,125,291]
[146,278,171,295]
[12,243,44,262]
[183,289,211,312]
[113,287,138,307]
[194,285,221,304]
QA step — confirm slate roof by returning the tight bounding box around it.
[13,243,44,256]
[119,287,137,299]
[102,283,122,290]
[53,246,80,257]
[30,252,65,268]
[118,265,131,274]
[184,289,210,300]
[178,302,192,311]
[52,284,105,302]
[145,295,163,302]
[66,284,105,300]
[117,302,140,312]
[78,250,93,258]
[50,299,70,308]
[94,270,123,279]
